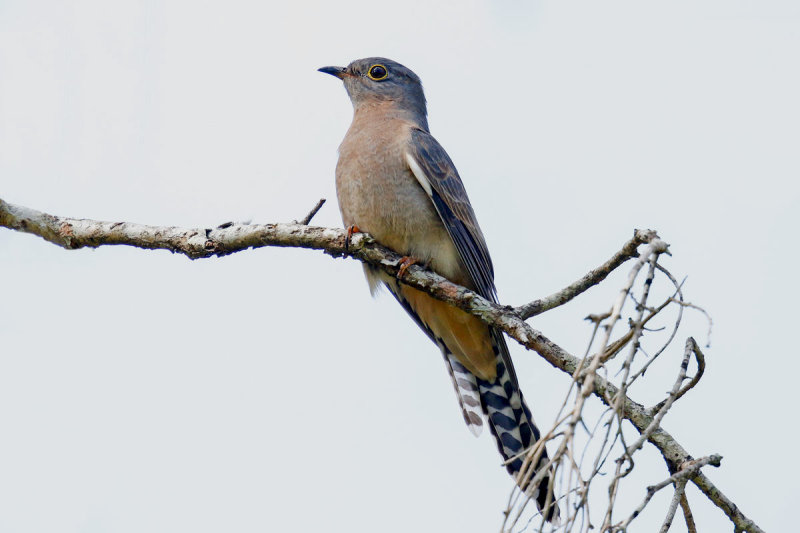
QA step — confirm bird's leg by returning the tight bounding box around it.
[397,256,420,279]
[344,224,361,253]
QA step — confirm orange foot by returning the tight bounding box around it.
[397,256,420,279]
[344,224,361,253]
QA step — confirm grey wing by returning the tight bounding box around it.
[404,128,523,397]
[405,127,497,302]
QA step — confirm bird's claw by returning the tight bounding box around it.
[397,256,420,279]
[345,224,361,253]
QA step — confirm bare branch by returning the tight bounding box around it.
[0,197,356,259]
[659,481,687,533]
[671,298,714,348]
[616,455,722,531]
[680,491,698,533]
[650,338,705,414]
[516,229,659,319]
[0,198,762,532]
[296,198,327,225]
[626,337,698,456]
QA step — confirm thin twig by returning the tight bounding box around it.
[0,198,763,533]
[614,455,722,531]
[296,198,326,225]
[516,229,659,319]
[670,298,714,348]
[658,481,687,533]
[649,338,705,414]
[626,337,696,455]
[680,491,698,533]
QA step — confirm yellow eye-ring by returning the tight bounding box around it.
[367,64,388,81]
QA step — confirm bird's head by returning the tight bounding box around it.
[319,57,428,127]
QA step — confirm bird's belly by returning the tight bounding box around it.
[336,158,466,285]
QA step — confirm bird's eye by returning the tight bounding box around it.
[367,64,388,81]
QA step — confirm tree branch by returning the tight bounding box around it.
[516,229,658,318]
[0,197,762,532]
[295,198,326,225]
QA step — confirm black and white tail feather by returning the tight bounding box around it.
[454,334,560,524]
[385,276,560,523]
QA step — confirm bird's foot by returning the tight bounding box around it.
[344,224,361,253]
[397,256,420,279]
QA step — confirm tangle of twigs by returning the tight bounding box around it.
[0,197,763,533]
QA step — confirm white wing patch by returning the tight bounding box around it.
[405,151,433,197]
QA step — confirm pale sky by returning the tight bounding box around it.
[1,1,798,532]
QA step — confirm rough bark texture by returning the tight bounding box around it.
[0,197,762,532]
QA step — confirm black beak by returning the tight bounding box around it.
[318,66,347,79]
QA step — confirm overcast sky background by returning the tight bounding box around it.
[1,1,798,532]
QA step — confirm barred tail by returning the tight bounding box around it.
[380,273,559,522]
[466,333,561,523]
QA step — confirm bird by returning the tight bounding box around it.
[319,57,559,521]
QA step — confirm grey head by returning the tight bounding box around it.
[319,57,428,131]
